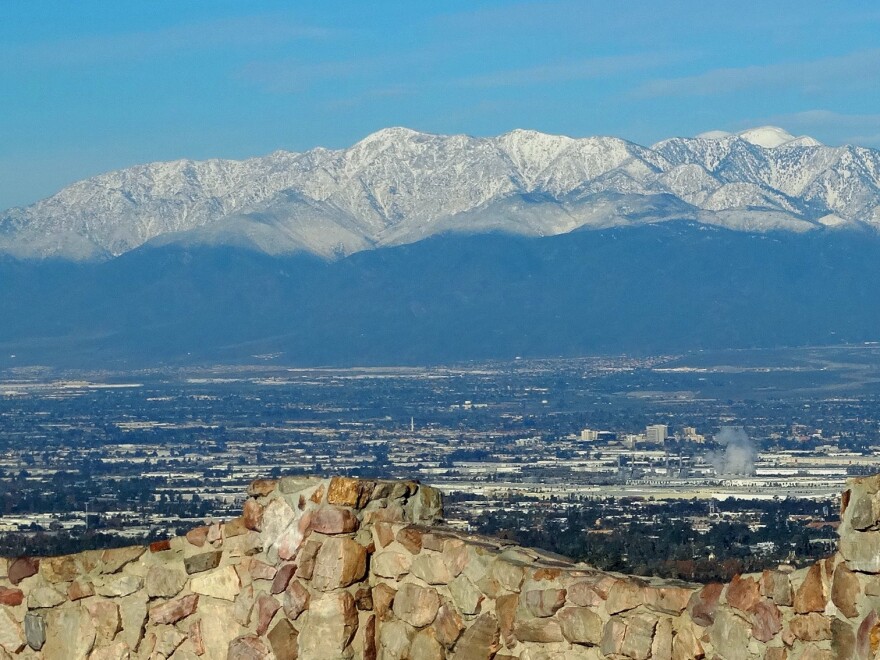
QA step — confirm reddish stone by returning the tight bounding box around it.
[373,583,396,620]
[790,612,832,641]
[149,593,199,625]
[794,563,828,614]
[271,564,297,594]
[362,614,377,660]
[282,580,310,620]
[831,562,860,618]
[150,539,172,552]
[250,559,277,582]
[228,635,272,659]
[495,594,518,647]
[189,620,206,656]
[68,579,94,601]
[309,506,359,534]
[268,619,299,660]
[186,526,209,547]
[396,526,423,554]
[247,479,278,497]
[688,582,723,626]
[0,586,23,606]
[327,476,375,508]
[255,594,281,636]
[243,499,264,532]
[374,522,394,548]
[355,587,373,610]
[8,557,39,585]
[523,588,567,617]
[295,539,321,579]
[750,599,782,642]
[857,611,880,659]
[727,574,762,613]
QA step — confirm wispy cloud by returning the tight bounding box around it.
[5,13,334,69]
[455,53,682,88]
[635,49,880,98]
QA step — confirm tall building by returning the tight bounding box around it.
[580,428,599,441]
[646,424,668,443]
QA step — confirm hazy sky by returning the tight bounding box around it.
[3,1,880,209]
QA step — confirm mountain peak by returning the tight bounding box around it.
[697,126,823,149]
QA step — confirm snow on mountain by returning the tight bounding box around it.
[2,126,880,260]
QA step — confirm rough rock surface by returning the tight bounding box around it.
[0,474,878,660]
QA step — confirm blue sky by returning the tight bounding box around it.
[2,1,880,209]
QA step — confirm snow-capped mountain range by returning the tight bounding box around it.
[3,125,880,260]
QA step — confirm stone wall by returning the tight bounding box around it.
[1,474,880,659]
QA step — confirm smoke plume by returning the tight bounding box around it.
[708,426,756,476]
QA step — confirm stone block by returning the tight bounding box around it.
[310,536,368,591]
[297,591,358,660]
[523,587,566,617]
[190,565,241,601]
[393,583,440,628]
[557,606,603,645]
[184,550,223,575]
[450,613,500,660]
[149,593,200,625]
[268,619,299,660]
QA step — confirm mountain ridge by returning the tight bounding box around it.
[3,126,880,261]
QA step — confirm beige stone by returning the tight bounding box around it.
[410,552,453,585]
[190,565,241,601]
[393,582,440,628]
[146,565,187,598]
[449,574,483,615]
[89,641,130,660]
[514,617,565,643]
[27,585,66,608]
[233,583,256,626]
[85,600,121,645]
[557,606,603,645]
[96,573,142,598]
[100,546,145,574]
[0,609,25,654]
[606,579,644,614]
[567,580,604,607]
[451,612,500,659]
[118,591,148,650]
[434,603,465,648]
[43,606,97,660]
[651,617,673,660]
[372,550,413,579]
[248,478,278,497]
[761,569,793,606]
[523,587,567,617]
[620,613,656,660]
[311,536,368,591]
[708,607,751,660]
[410,627,444,660]
[491,559,525,593]
[378,619,414,660]
[196,599,244,659]
[297,591,358,660]
[645,585,693,615]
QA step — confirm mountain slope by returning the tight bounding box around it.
[3,127,880,260]
[2,223,879,367]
